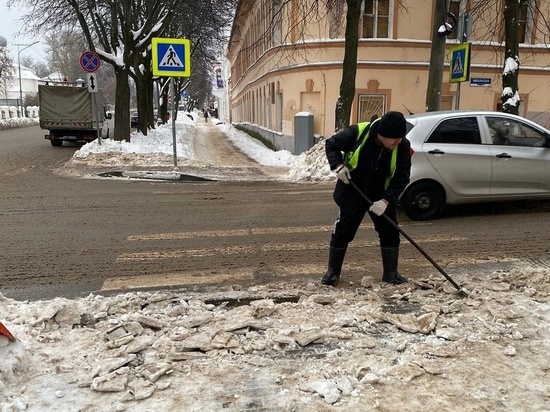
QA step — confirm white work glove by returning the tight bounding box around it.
[336,165,351,184]
[369,199,388,216]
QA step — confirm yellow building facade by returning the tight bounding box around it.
[226,0,550,150]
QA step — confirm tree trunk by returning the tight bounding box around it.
[113,67,131,141]
[135,73,150,136]
[425,0,448,112]
[334,0,361,132]
[502,0,520,115]
[157,78,169,125]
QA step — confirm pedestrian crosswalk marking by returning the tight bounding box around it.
[116,236,466,261]
[101,264,326,291]
[160,45,184,68]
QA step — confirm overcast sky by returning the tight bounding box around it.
[1,1,47,63]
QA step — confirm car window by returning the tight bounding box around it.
[486,116,547,147]
[426,117,481,144]
[405,121,415,135]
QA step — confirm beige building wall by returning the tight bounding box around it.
[227,0,550,150]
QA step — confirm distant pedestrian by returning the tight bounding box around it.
[203,108,209,122]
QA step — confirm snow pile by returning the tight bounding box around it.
[71,112,198,169]
[1,266,549,411]
[287,137,332,181]
[0,117,39,131]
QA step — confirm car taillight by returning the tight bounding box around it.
[410,148,415,156]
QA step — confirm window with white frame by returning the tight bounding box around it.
[362,0,392,39]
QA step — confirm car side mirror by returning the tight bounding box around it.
[106,113,112,120]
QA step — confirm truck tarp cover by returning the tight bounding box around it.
[39,85,99,129]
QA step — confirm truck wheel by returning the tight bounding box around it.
[51,139,63,147]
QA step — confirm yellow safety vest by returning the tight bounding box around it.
[344,119,398,189]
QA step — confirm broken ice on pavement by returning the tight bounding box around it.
[0,265,549,411]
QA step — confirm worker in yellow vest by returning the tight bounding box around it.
[322,111,412,286]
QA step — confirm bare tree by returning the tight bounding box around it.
[501,0,520,114]
[425,0,449,112]
[45,29,87,81]
[334,0,361,132]
[157,0,237,122]
[466,0,550,115]
[12,0,179,141]
[0,48,15,102]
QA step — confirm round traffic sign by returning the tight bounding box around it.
[80,51,101,73]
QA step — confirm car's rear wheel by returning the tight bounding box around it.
[401,182,444,221]
[51,139,63,147]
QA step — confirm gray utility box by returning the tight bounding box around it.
[294,112,314,154]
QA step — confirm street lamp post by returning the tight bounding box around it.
[16,41,39,118]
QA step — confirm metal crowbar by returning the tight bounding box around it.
[349,180,469,298]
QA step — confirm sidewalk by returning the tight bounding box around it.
[60,116,298,183]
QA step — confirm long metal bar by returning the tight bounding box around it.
[349,180,468,297]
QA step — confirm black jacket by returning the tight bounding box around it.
[325,121,412,213]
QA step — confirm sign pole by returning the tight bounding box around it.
[93,93,102,145]
[151,37,192,169]
[455,82,461,110]
[454,13,471,111]
[171,77,177,168]
[80,51,102,145]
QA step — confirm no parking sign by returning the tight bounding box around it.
[80,51,101,73]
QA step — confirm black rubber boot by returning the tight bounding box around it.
[321,247,347,286]
[381,247,407,285]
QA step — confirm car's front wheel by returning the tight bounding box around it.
[401,182,444,221]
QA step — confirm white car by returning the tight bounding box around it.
[400,110,550,220]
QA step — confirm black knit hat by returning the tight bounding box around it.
[377,111,406,139]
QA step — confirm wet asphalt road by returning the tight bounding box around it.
[1,125,549,301]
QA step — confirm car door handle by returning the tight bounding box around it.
[428,149,445,155]
[496,153,512,158]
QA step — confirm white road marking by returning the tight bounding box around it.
[126,225,333,241]
[104,224,467,291]
[126,222,433,241]
[102,264,326,291]
[117,237,467,261]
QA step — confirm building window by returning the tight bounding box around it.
[362,0,391,39]
[518,0,534,44]
[328,0,345,39]
[215,69,223,88]
[357,94,386,123]
[273,0,282,46]
[447,0,465,41]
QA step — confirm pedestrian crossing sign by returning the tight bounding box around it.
[449,43,471,83]
[152,38,191,77]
